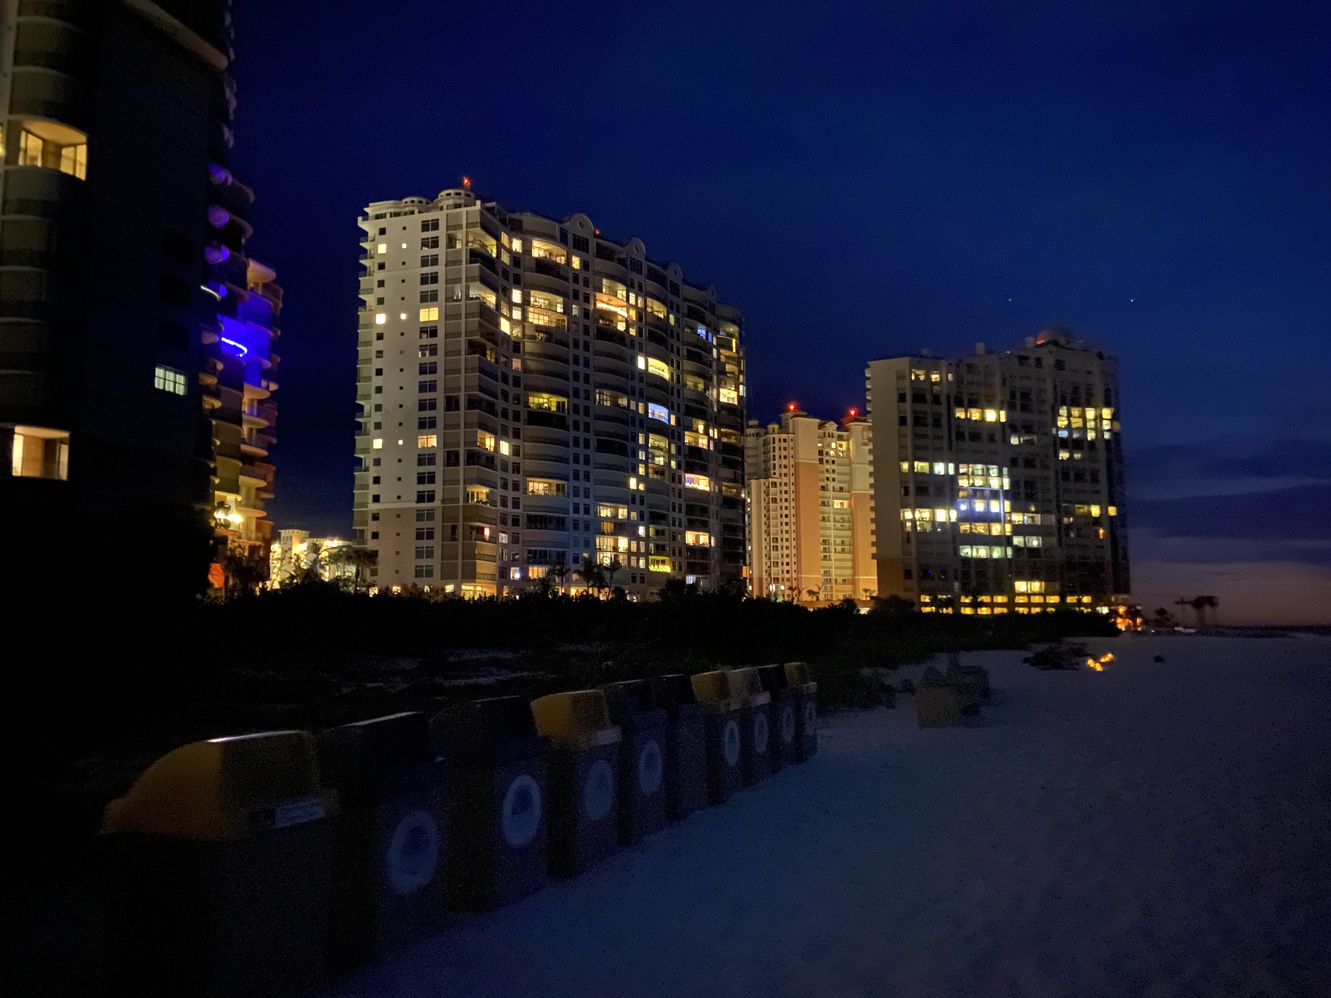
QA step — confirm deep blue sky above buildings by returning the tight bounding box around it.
[231,0,1330,622]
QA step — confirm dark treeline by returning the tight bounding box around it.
[11,583,1116,830]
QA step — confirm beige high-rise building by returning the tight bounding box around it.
[865,328,1130,616]
[354,185,746,597]
[745,407,875,603]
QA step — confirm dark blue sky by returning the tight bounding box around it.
[231,0,1330,622]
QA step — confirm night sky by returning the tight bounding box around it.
[230,0,1330,624]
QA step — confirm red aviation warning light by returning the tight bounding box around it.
[461,176,472,188]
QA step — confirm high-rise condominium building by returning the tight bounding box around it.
[865,328,1129,616]
[354,186,746,597]
[0,1,280,590]
[745,406,874,603]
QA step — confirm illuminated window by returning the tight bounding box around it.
[153,365,187,395]
[645,357,671,381]
[527,392,567,413]
[683,474,712,491]
[17,121,87,179]
[647,433,669,465]
[649,556,672,573]
[718,386,739,405]
[648,403,670,423]
[10,425,69,480]
[526,479,567,496]
[914,461,929,473]
[375,313,387,325]
[371,438,383,449]
[419,306,439,322]
[376,242,387,254]
[417,434,436,447]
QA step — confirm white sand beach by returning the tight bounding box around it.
[327,634,1331,997]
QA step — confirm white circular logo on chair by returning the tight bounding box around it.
[723,719,741,767]
[583,759,615,821]
[385,809,439,896]
[501,774,542,848]
[638,739,663,796]
[781,704,796,744]
[753,712,769,756]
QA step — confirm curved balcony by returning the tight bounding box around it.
[239,461,273,488]
[521,371,569,398]
[522,493,570,515]
[8,66,94,129]
[523,426,571,450]
[591,365,631,390]
[523,337,569,364]
[644,380,671,407]
[210,180,253,227]
[242,402,276,429]
[1,165,88,224]
[524,409,568,433]
[592,406,631,429]
[17,1,97,28]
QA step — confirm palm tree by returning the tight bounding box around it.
[297,540,325,584]
[341,546,378,593]
[604,557,625,590]
[1194,594,1219,628]
[1174,596,1195,627]
[804,585,822,604]
[577,555,607,596]
[219,543,268,599]
[548,557,570,593]
[1189,595,1211,629]
[1151,607,1175,628]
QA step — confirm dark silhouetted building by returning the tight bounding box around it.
[0,1,279,592]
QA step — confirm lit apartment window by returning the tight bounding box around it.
[16,121,88,179]
[10,426,70,480]
[153,365,187,395]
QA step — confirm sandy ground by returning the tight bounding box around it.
[327,635,1331,998]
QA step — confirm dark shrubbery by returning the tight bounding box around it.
[9,586,1117,818]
